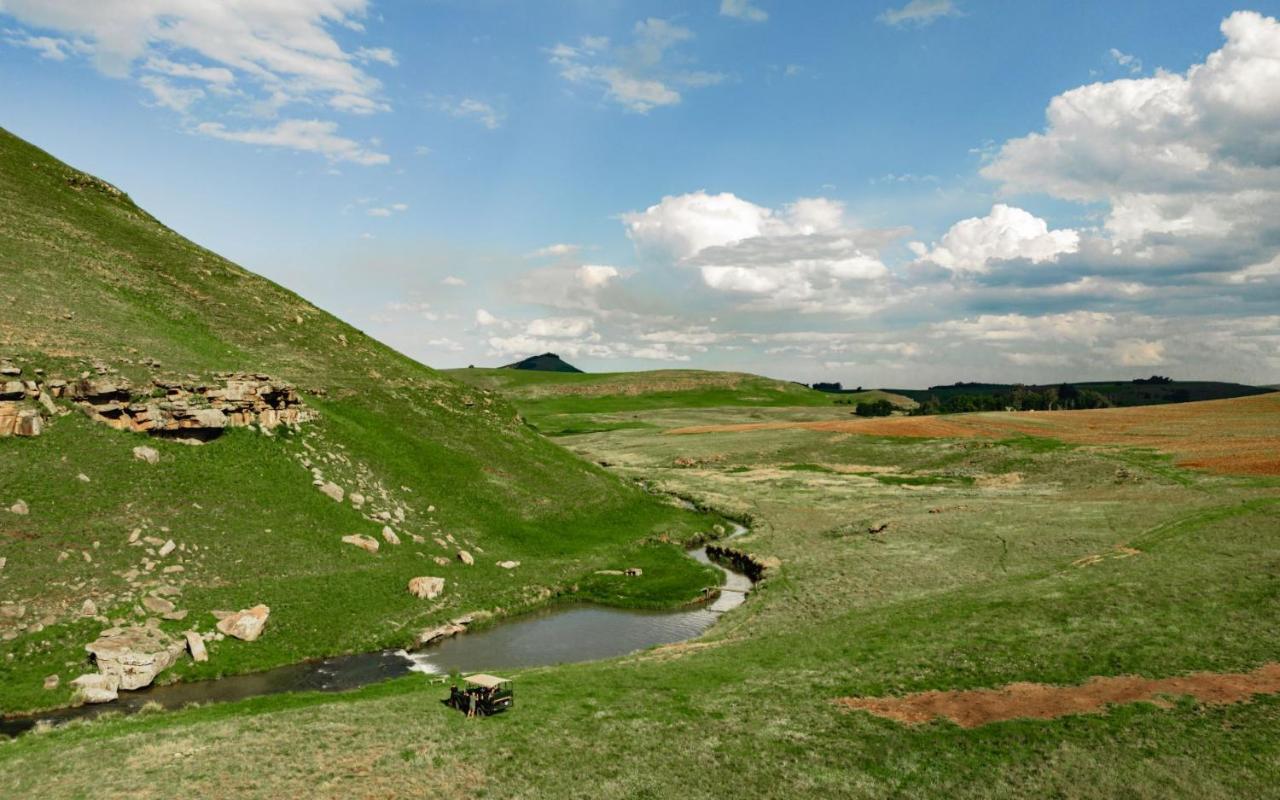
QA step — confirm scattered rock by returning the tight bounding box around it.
[381,526,401,546]
[497,560,520,570]
[457,550,474,566]
[43,674,59,691]
[85,626,185,690]
[342,534,379,554]
[9,499,28,515]
[216,604,270,642]
[0,603,25,620]
[132,445,160,465]
[142,595,176,614]
[77,473,90,483]
[162,609,189,621]
[81,599,98,617]
[319,482,344,502]
[184,631,208,662]
[349,492,365,508]
[71,672,119,704]
[432,556,450,566]
[407,576,445,600]
[594,569,624,576]
[0,556,5,571]
[157,539,176,557]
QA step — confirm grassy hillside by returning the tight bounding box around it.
[0,128,719,714]
[446,367,911,435]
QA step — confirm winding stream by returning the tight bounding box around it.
[0,525,751,737]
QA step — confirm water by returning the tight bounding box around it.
[1,526,751,737]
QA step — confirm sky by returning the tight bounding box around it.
[1,0,1278,388]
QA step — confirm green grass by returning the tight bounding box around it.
[2,403,1277,798]
[0,127,718,714]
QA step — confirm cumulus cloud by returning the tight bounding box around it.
[549,19,723,113]
[195,120,388,165]
[983,11,1280,263]
[878,0,960,27]
[441,276,466,287]
[721,0,768,23]
[0,0,394,160]
[622,191,898,313]
[911,204,1080,273]
[513,264,621,311]
[527,243,581,259]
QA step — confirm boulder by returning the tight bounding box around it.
[349,492,365,508]
[0,556,6,571]
[81,599,97,617]
[71,672,120,704]
[319,481,344,502]
[416,621,466,646]
[14,410,42,437]
[190,408,227,429]
[497,560,520,570]
[132,445,160,465]
[9,499,28,515]
[85,626,185,690]
[381,526,400,545]
[456,550,474,566]
[157,539,176,557]
[142,595,175,615]
[342,534,379,554]
[407,576,445,600]
[216,604,270,642]
[185,631,208,663]
[432,556,450,566]
[43,674,59,690]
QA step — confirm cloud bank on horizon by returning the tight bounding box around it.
[1,1,1277,386]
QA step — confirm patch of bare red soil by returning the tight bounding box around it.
[669,393,1280,476]
[834,663,1280,728]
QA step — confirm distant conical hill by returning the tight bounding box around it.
[501,353,583,373]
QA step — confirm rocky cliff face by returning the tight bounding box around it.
[0,359,313,441]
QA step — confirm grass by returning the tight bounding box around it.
[0,127,719,714]
[2,400,1277,797]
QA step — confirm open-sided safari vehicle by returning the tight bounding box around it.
[446,674,514,717]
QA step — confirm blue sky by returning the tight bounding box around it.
[2,0,1278,386]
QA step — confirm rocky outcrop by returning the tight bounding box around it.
[705,545,781,582]
[71,373,314,439]
[0,367,314,440]
[85,626,185,691]
[215,605,270,642]
[342,534,379,554]
[71,672,120,704]
[408,576,445,600]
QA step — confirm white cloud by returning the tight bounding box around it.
[878,0,960,27]
[721,0,768,23]
[139,75,204,112]
[513,264,621,311]
[435,97,504,129]
[983,11,1280,257]
[912,204,1079,273]
[195,120,389,165]
[526,316,595,338]
[932,312,1117,346]
[365,202,408,217]
[527,243,581,259]
[1110,339,1166,366]
[1,0,394,160]
[475,309,500,327]
[1108,47,1142,75]
[549,19,723,113]
[426,337,463,352]
[623,191,896,313]
[441,276,466,287]
[4,32,83,60]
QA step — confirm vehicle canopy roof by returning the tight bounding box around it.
[463,674,511,689]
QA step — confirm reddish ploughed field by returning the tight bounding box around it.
[835,663,1280,728]
[668,393,1280,476]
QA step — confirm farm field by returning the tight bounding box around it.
[4,389,1278,798]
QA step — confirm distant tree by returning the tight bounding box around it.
[812,382,843,393]
[854,399,895,417]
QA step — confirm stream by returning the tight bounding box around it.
[0,524,751,737]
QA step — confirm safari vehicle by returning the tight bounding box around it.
[446,674,514,717]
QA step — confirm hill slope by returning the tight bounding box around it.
[445,367,911,434]
[0,128,716,713]
[500,353,583,372]
[886,380,1268,408]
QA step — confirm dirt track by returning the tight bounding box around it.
[835,663,1280,728]
[668,393,1280,476]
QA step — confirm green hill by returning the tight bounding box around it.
[445,367,910,434]
[0,128,718,714]
[500,352,583,373]
[886,379,1268,408]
